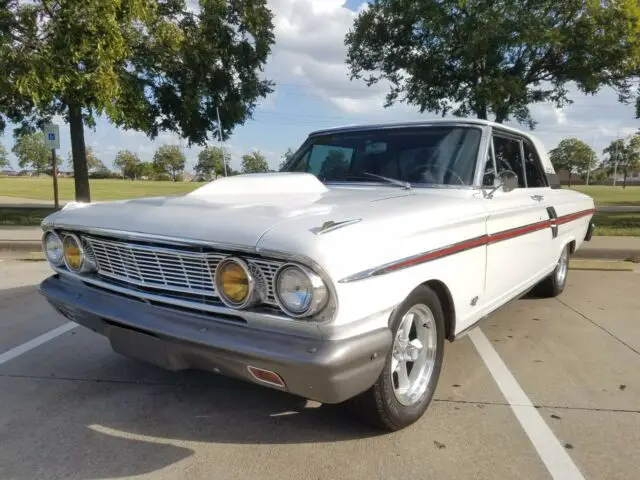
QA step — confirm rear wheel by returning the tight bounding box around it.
[348,285,445,431]
[533,244,570,298]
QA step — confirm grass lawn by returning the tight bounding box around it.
[569,185,640,206]
[0,177,204,201]
[593,212,640,237]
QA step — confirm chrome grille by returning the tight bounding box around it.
[83,236,282,306]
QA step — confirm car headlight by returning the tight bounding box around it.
[214,257,258,309]
[274,264,328,317]
[42,231,64,266]
[62,233,94,273]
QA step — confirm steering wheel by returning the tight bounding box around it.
[408,165,466,185]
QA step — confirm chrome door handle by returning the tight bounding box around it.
[530,195,544,202]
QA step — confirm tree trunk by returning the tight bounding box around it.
[68,104,91,202]
[623,169,627,189]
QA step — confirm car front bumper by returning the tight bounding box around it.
[39,275,392,404]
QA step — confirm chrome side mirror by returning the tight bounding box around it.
[485,170,518,198]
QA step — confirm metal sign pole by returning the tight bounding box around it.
[51,149,59,209]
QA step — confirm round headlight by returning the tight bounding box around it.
[274,264,328,317]
[43,231,64,266]
[62,233,85,272]
[214,257,256,309]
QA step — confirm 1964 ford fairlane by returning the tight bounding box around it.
[39,120,595,431]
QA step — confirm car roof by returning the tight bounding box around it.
[309,118,538,141]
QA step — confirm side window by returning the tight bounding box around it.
[523,141,548,188]
[492,136,525,188]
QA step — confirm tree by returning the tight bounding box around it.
[195,146,230,180]
[279,148,295,170]
[66,147,105,172]
[602,136,640,188]
[12,132,49,174]
[241,151,270,174]
[0,0,275,202]
[113,150,140,180]
[549,138,597,187]
[153,145,186,182]
[346,1,640,128]
[136,161,155,180]
[0,143,8,169]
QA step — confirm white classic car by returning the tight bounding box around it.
[39,120,595,431]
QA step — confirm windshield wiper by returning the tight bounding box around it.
[362,172,412,190]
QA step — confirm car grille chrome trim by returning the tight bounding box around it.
[83,236,282,306]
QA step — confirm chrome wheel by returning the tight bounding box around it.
[390,304,437,406]
[556,247,568,286]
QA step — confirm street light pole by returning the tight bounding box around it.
[613,134,619,187]
[216,107,228,177]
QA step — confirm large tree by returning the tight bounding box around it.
[153,144,186,181]
[602,136,640,188]
[346,0,640,127]
[113,150,141,180]
[12,132,49,174]
[549,138,597,187]
[195,146,230,180]
[0,0,275,201]
[241,150,270,173]
[0,143,8,169]
[136,161,155,179]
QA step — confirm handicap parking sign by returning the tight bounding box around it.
[44,124,60,149]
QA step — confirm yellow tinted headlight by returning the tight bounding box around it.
[215,258,255,308]
[63,234,84,272]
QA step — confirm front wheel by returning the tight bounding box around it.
[348,285,445,431]
[533,244,570,298]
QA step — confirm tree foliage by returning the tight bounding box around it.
[66,147,105,172]
[153,144,186,181]
[0,143,8,169]
[195,146,230,180]
[346,0,640,127]
[136,161,155,179]
[241,150,270,173]
[0,0,275,200]
[11,132,49,173]
[279,147,295,170]
[602,136,640,188]
[549,138,596,186]
[113,150,141,180]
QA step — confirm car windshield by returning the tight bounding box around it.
[281,126,482,187]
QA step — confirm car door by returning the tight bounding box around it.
[482,131,555,311]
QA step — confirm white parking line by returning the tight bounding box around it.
[469,328,585,480]
[0,322,76,366]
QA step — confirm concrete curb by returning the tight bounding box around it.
[572,248,640,262]
[569,259,636,272]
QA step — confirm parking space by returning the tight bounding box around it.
[0,260,638,480]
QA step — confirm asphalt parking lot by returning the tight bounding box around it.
[0,259,638,480]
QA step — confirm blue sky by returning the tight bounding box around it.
[2,0,638,173]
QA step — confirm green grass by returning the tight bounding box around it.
[0,177,204,201]
[569,185,640,206]
[593,212,640,236]
[0,207,58,226]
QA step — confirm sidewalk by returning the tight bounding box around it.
[0,195,68,208]
[1,226,639,261]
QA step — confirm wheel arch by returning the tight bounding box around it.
[421,279,456,342]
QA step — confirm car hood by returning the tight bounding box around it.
[43,173,479,255]
[43,174,417,248]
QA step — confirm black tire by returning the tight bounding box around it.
[533,244,570,298]
[347,285,445,431]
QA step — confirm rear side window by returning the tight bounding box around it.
[492,136,525,188]
[523,141,547,188]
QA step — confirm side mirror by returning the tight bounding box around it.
[485,170,518,198]
[499,170,518,193]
